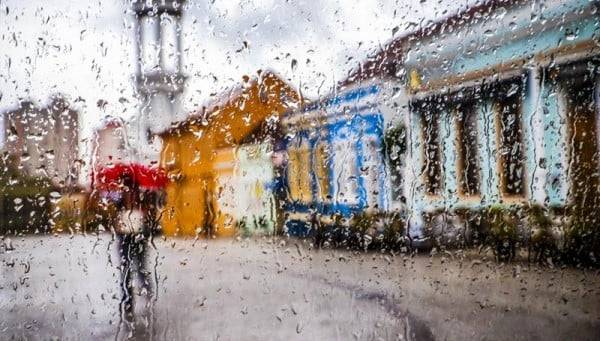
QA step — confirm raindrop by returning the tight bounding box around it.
[291,59,297,72]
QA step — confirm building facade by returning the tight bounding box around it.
[278,0,599,257]
[213,141,278,236]
[1,96,80,188]
[384,0,600,243]
[90,117,131,182]
[159,71,300,237]
[281,82,393,236]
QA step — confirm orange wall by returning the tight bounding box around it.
[160,73,299,237]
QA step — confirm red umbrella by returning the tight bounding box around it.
[93,163,168,191]
[130,163,168,189]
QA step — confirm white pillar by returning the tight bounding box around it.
[406,101,425,239]
[477,99,500,204]
[524,66,546,204]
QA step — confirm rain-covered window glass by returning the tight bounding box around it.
[361,137,382,210]
[4,0,600,340]
[332,136,359,205]
[160,13,180,74]
[140,15,160,73]
[556,60,600,211]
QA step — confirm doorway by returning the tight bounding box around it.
[559,61,600,214]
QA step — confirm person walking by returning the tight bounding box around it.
[115,174,153,337]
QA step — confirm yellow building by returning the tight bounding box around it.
[159,71,300,237]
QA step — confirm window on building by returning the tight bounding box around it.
[495,81,525,197]
[384,124,407,201]
[287,140,312,203]
[555,60,600,213]
[455,101,480,196]
[361,136,383,210]
[419,101,443,196]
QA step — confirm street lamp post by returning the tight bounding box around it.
[132,0,186,164]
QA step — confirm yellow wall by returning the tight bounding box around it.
[52,192,88,234]
[159,72,300,237]
[287,147,312,203]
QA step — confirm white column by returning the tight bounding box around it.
[441,106,457,207]
[525,66,546,204]
[0,113,4,150]
[160,13,179,74]
[406,102,425,239]
[477,99,499,204]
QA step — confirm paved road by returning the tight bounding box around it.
[1,235,599,340]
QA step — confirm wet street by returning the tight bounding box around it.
[1,235,599,340]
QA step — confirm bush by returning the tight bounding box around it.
[0,155,58,235]
[52,192,89,234]
[236,214,274,237]
[453,207,487,247]
[485,204,519,262]
[524,203,560,264]
[235,216,250,237]
[563,207,600,267]
[350,211,407,251]
[309,212,347,248]
[0,192,53,235]
[83,195,118,233]
[380,211,408,252]
[352,211,378,250]
[423,208,477,250]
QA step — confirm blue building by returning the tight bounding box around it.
[281,0,600,260]
[281,82,392,237]
[378,0,600,248]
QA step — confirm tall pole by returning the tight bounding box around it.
[132,0,186,164]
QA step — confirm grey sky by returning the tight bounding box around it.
[0,0,478,141]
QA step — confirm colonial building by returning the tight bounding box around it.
[280,0,599,256]
[281,82,396,236]
[361,0,600,245]
[159,71,300,237]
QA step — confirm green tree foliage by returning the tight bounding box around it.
[0,154,55,235]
